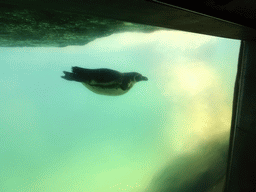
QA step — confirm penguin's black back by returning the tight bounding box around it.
[65,67,123,83]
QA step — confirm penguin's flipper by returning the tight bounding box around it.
[120,79,130,91]
[62,71,83,82]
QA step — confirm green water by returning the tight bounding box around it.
[0,30,240,191]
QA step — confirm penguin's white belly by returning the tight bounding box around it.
[82,82,130,96]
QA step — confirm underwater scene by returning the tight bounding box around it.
[0,30,240,191]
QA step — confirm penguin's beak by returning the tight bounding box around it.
[137,75,148,81]
[135,74,148,82]
[141,76,148,81]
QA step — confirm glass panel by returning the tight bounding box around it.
[0,21,240,191]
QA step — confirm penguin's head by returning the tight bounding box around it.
[124,72,148,83]
[134,73,148,82]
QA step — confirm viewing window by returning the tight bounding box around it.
[0,13,240,192]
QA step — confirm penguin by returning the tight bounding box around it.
[61,66,148,96]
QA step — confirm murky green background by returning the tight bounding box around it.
[0,30,240,191]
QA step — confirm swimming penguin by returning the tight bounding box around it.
[61,66,148,96]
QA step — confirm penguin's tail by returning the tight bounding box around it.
[61,71,83,82]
